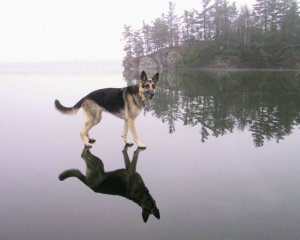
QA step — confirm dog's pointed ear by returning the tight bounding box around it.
[142,210,150,223]
[153,208,160,219]
[140,71,147,82]
[152,73,159,83]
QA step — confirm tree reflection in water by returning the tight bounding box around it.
[124,69,300,147]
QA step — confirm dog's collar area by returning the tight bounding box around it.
[134,92,145,107]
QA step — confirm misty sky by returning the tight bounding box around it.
[0,0,255,63]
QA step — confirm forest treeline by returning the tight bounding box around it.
[122,0,300,68]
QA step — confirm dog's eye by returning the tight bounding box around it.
[145,84,150,89]
[152,84,156,89]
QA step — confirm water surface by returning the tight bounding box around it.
[1,65,300,240]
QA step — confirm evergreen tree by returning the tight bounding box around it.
[122,0,300,68]
[182,10,199,44]
[132,30,144,57]
[212,0,237,45]
[122,25,134,57]
[200,0,213,40]
[142,22,152,54]
[235,5,252,48]
[279,0,300,40]
[252,0,274,32]
[162,1,180,47]
[151,18,169,50]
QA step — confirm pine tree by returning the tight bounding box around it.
[212,0,237,45]
[162,1,180,47]
[235,5,252,47]
[132,30,144,57]
[151,18,169,50]
[199,0,213,40]
[122,25,134,57]
[253,0,271,31]
[181,10,199,44]
[142,22,152,55]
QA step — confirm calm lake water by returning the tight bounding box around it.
[1,63,300,240]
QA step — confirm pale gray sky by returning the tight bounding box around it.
[0,0,255,63]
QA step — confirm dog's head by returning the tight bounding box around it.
[139,71,159,100]
[141,194,160,223]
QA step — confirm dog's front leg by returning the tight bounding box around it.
[122,120,134,146]
[128,118,146,148]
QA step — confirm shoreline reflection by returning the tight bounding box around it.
[125,70,300,147]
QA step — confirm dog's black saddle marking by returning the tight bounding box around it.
[86,88,125,114]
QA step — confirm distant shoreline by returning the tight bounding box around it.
[0,61,299,76]
[0,60,123,75]
[168,67,300,72]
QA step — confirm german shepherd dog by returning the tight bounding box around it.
[59,146,160,222]
[54,71,159,148]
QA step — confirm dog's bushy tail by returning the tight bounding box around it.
[54,98,84,115]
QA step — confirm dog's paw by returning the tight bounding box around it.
[81,134,93,148]
[84,143,93,148]
[89,138,96,144]
[135,147,146,153]
[137,143,147,149]
[122,135,133,146]
[125,140,134,146]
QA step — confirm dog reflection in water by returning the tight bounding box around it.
[59,146,160,222]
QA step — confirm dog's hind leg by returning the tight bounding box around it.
[81,120,95,147]
[81,100,102,147]
[87,110,102,144]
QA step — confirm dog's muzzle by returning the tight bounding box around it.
[146,92,155,100]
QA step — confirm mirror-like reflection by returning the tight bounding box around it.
[59,146,160,223]
[1,66,300,240]
[124,69,300,147]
